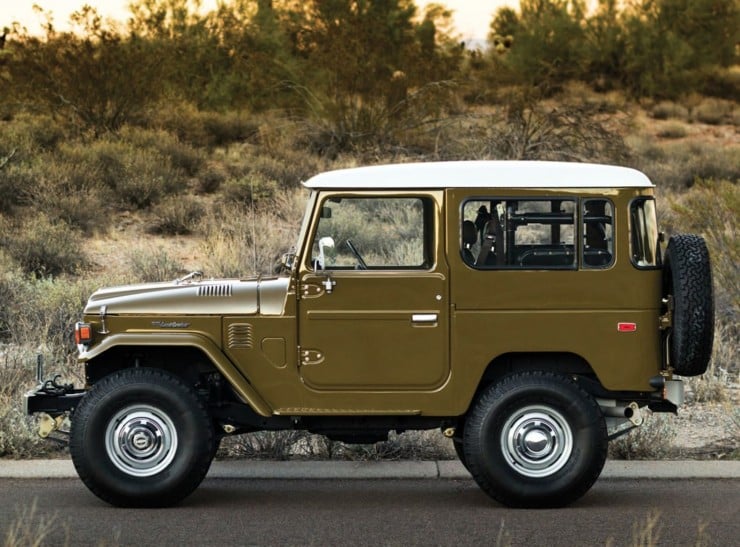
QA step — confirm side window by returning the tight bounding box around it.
[311,197,430,270]
[583,199,614,268]
[630,198,660,268]
[462,199,576,269]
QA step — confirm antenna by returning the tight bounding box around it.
[250,177,258,276]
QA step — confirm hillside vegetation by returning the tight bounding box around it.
[0,0,737,459]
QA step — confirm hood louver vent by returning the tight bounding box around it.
[228,323,253,350]
[198,284,233,298]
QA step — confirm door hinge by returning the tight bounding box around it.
[659,295,673,330]
[299,347,325,366]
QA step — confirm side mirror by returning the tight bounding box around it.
[318,237,335,270]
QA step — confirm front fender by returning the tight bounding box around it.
[80,332,272,417]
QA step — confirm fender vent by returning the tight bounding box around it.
[198,284,232,298]
[228,323,253,349]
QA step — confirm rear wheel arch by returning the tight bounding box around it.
[472,352,599,402]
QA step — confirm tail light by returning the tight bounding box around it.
[74,322,93,345]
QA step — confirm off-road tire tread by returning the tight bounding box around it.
[463,371,607,508]
[663,234,714,376]
[70,367,215,507]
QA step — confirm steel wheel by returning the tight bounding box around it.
[105,405,178,477]
[500,405,573,478]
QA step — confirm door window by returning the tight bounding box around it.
[311,197,431,270]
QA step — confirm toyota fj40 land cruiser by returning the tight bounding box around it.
[25,161,714,508]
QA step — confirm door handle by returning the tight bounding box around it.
[412,313,438,324]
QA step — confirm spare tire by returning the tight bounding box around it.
[663,234,714,376]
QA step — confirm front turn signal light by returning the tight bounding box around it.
[75,322,93,345]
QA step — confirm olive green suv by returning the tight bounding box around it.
[25,161,714,508]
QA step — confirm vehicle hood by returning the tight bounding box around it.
[83,276,290,316]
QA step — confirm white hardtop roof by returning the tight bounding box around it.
[302,161,653,189]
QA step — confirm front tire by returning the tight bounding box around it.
[463,372,607,508]
[70,368,215,507]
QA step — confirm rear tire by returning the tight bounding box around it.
[463,372,607,508]
[70,368,215,507]
[663,234,714,376]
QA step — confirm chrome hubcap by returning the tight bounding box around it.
[501,406,573,478]
[105,405,178,477]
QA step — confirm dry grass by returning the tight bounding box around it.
[2,501,62,547]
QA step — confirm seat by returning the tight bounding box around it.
[462,220,477,264]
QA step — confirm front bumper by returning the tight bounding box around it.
[24,384,86,416]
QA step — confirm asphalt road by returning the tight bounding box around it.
[0,478,738,546]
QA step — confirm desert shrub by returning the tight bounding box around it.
[608,411,677,459]
[128,248,184,283]
[0,114,67,157]
[119,126,205,177]
[662,179,738,325]
[656,122,688,139]
[337,430,456,461]
[152,102,258,147]
[693,98,734,125]
[0,215,88,277]
[445,95,628,163]
[59,138,184,209]
[218,429,456,461]
[296,82,457,157]
[25,159,109,234]
[195,163,228,194]
[651,101,689,121]
[0,346,72,459]
[219,431,316,460]
[687,323,735,404]
[222,173,279,206]
[0,273,99,354]
[629,141,739,189]
[201,189,306,277]
[148,196,204,235]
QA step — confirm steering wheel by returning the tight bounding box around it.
[345,239,368,270]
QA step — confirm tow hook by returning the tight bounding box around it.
[38,414,66,438]
[625,402,643,426]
